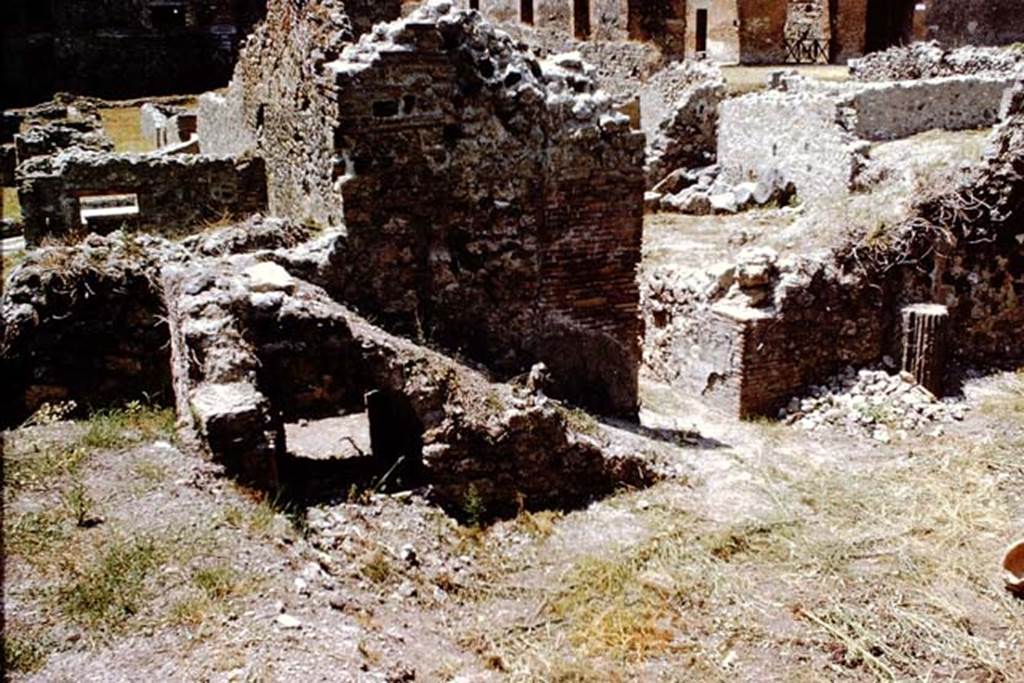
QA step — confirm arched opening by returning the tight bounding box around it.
[865,0,915,52]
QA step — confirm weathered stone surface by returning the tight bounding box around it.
[18,150,268,244]
[900,304,949,397]
[198,0,402,223]
[140,104,197,149]
[644,76,1024,418]
[851,42,1024,82]
[1,232,186,424]
[1,226,657,514]
[203,1,646,418]
[642,61,724,189]
[719,74,1014,207]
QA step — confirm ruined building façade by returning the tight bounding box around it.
[454,0,1024,64]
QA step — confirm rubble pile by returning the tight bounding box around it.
[651,164,797,215]
[781,367,966,441]
[851,42,1024,81]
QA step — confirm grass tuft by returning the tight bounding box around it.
[360,549,396,585]
[562,407,601,437]
[5,445,89,494]
[3,633,51,674]
[2,186,20,221]
[192,565,245,600]
[57,536,166,632]
[6,509,67,560]
[81,402,176,450]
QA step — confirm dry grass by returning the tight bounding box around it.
[3,186,20,220]
[99,107,153,154]
[480,386,1024,680]
[57,535,168,632]
[721,64,849,95]
[79,402,177,451]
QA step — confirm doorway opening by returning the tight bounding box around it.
[521,0,533,25]
[865,0,914,52]
[695,8,708,54]
[574,0,591,40]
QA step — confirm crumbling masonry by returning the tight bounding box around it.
[202,1,647,417]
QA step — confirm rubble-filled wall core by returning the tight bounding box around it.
[1,234,179,424]
[18,151,267,245]
[0,0,266,107]
[336,8,645,418]
[199,0,402,226]
[202,3,646,418]
[640,61,725,188]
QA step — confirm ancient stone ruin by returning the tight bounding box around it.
[2,0,1023,515]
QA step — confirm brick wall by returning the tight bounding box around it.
[323,7,645,416]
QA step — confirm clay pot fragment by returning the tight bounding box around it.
[1002,540,1024,596]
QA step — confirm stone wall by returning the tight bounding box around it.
[18,151,267,244]
[645,78,1024,418]
[847,75,1012,141]
[719,75,1015,206]
[458,0,686,56]
[642,250,886,418]
[198,0,402,226]
[470,20,667,100]
[889,79,1024,364]
[203,2,646,417]
[832,0,868,63]
[2,227,657,514]
[641,60,725,187]
[322,6,645,417]
[851,42,1024,82]
[718,89,865,206]
[140,103,197,148]
[197,91,257,157]
[736,0,786,64]
[0,234,180,424]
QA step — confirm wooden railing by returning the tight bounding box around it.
[783,31,831,64]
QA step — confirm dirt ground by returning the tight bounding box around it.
[720,64,850,95]
[4,365,1023,682]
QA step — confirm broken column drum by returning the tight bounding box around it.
[900,303,949,396]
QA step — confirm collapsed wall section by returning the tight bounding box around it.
[2,227,656,514]
[718,90,864,206]
[0,234,182,424]
[640,60,724,188]
[850,42,1024,82]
